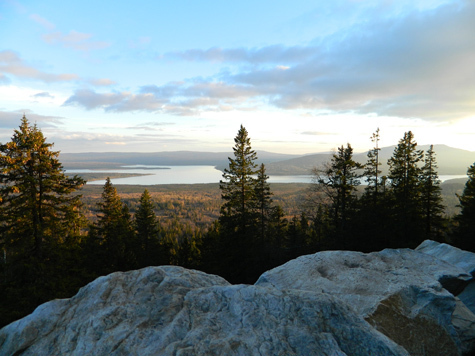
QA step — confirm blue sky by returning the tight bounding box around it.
[0,0,474,154]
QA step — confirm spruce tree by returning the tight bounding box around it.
[0,116,86,327]
[254,163,273,240]
[0,116,85,259]
[135,189,159,239]
[88,178,136,273]
[359,128,392,251]
[219,125,259,235]
[387,131,424,247]
[134,189,167,267]
[218,125,259,282]
[312,143,363,248]
[420,145,444,239]
[364,128,383,199]
[454,163,475,251]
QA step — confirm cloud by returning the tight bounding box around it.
[65,0,475,122]
[0,51,114,87]
[42,30,110,51]
[32,91,55,99]
[301,131,335,136]
[0,50,79,83]
[63,89,166,112]
[64,82,257,115]
[29,13,109,52]
[128,36,152,49]
[0,109,63,128]
[29,14,55,30]
[0,73,11,84]
[156,0,474,121]
[88,78,117,86]
[131,122,175,130]
[163,45,318,64]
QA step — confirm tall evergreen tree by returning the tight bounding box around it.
[0,116,86,327]
[364,128,383,199]
[219,125,258,235]
[88,178,136,274]
[134,189,168,267]
[0,116,85,259]
[358,129,391,251]
[311,144,363,248]
[454,163,475,251]
[135,189,160,239]
[387,131,424,247]
[420,145,444,239]
[217,125,260,283]
[254,163,287,271]
[254,163,273,240]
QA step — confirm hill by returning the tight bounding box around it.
[60,151,300,169]
[60,145,475,176]
[265,144,475,176]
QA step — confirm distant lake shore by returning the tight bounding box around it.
[66,165,468,186]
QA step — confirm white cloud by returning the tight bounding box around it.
[149,0,475,122]
[42,30,110,52]
[56,0,475,128]
[0,50,79,83]
[0,109,63,129]
[88,78,117,86]
[29,14,55,30]
[32,91,54,99]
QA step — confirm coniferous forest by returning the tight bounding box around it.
[1,117,475,328]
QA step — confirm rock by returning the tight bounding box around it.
[452,298,475,355]
[416,240,475,276]
[0,265,408,356]
[415,240,475,355]
[256,248,472,356]
[416,240,475,314]
[459,282,475,315]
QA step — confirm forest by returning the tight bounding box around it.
[1,118,475,328]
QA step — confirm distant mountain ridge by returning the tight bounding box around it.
[60,151,300,170]
[265,144,475,176]
[60,145,475,176]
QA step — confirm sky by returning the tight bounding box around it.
[0,0,474,155]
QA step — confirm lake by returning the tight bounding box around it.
[66,165,467,186]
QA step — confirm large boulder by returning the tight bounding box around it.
[416,240,475,313]
[0,265,408,356]
[256,248,472,356]
[415,240,475,355]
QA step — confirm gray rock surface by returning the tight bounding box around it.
[256,248,473,356]
[416,239,475,314]
[0,265,408,356]
[459,282,475,315]
[452,298,475,355]
[416,240,475,276]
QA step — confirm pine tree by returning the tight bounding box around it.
[387,131,424,247]
[134,189,167,267]
[454,163,475,251]
[364,128,383,199]
[135,189,160,241]
[217,125,261,282]
[219,125,258,235]
[0,116,86,327]
[358,128,393,251]
[420,145,444,239]
[312,143,363,247]
[0,116,85,259]
[254,163,273,240]
[88,178,136,273]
